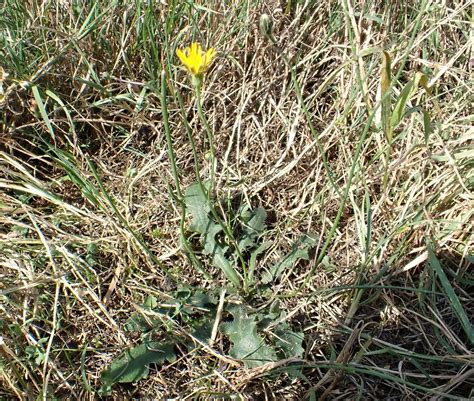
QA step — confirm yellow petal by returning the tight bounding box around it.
[206,48,216,60]
[188,52,199,75]
[204,48,216,67]
[176,48,187,65]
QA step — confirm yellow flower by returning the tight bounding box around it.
[176,42,216,80]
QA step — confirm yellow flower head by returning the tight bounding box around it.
[176,42,216,80]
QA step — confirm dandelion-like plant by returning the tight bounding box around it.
[176,42,216,87]
[174,42,246,288]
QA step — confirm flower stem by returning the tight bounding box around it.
[194,84,249,291]
[195,85,215,190]
[160,71,210,280]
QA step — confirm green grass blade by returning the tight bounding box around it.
[391,72,429,129]
[380,50,392,142]
[428,246,474,345]
[31,86,55,140]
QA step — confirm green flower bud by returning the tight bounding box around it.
[191,74,203,89]
[259,14,274,42]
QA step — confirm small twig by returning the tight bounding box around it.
[211,289,226,344]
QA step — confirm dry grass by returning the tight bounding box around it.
[0,0,473,399]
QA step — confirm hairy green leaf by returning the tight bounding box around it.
[262,234,317,284]
[202,222,224,256]
[202,221,241,287]
[124,314,154,333]
[212,249,241,287]
[223,306,277,367]
[185,182,212,234]
[274,323,304,358]
[189,319,214,347]
[101,340,176,389]
[185,184,241,287]
[237,207,267,252]
[249,241,273,284]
